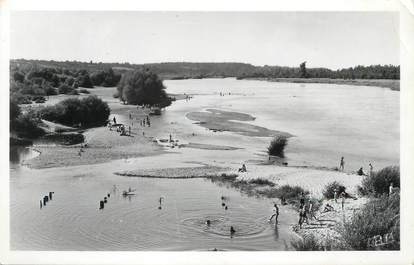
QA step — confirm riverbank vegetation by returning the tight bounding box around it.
[292,165,400,251]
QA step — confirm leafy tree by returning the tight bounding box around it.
[117,69,171,107]
[300,61,307,78]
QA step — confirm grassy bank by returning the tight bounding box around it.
[240,77,400,91]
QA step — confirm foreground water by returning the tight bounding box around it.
[10,78,399,250]
[11,163,296,251]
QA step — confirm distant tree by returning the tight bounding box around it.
[117,69,171,107]
[76,73,93,88]
[58,84,74,94]
[300,61,307,78]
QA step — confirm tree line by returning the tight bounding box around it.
[238,63,400,80]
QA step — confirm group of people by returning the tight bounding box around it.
[108,112,152,137]
[339,157,374,177]
[219,92,231,97]
[40,191,54,209]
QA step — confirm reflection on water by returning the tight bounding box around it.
[10,146,39,168]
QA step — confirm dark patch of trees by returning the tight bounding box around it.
[117,69,172,107]
[10,99,45,139]
[91,68,121,87]
[39,95,110,127]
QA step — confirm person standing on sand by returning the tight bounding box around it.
[298,206,305,229]
[369,163,373,176]
[299,192,305,207]
[389,182,394,195]
[340,192,346,210]
[333,189,338,203]
[339,157,345,171]
[113,116,116,124]
[308,200,317,220]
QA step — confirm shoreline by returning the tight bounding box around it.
[238,77,400,91]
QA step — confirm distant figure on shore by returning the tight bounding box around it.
[298,206,305,229]
[225,206,228,210]
[299,192,305,207]
[206,220,211,226]
[113,116,116,124]
[369,163,373,176]
[333,189,338,203]
[340,192,346,210]
[169,134,172,142]
[308,200,316,220]
[49,191,54,200]
[339,157,345,171]
[40,200,42,209]
[281,196,287,205]
[357,167,365,176]
[269,203,279,224]
[389,182,394,195]
[128,126,131,135]
[238,164,247,172]
[129,113,132,120]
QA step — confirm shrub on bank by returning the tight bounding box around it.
[341,193,400,250]
[291,234,323,251]
[267,136,288,157]
[256,184,308,200]
[248,178,275,186]
[323,181,347,199]
[39,95,110,127]
[360,166,400,196]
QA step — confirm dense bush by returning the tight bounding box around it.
[360,166,400,196]
[58,84,75,94]
[40,95,110,127]
[267,136,288,157]
[323,181,347,199]
[248,178,275,186]
[291,234,322,251]
[10,98,21,126]
[76,72,93,88]
[91,68,121,87]
[12,111,45,138]
[79,88,90,94]
[341,193,400,250]
[117,69,172,107]
[256,184,309,200]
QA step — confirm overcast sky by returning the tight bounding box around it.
[10,11,399,69]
